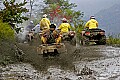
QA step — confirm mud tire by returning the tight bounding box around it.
[97,35,106,45]
[43,50,48,57]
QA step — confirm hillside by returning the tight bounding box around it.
[95,3,120,35]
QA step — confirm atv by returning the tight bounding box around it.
[37,43,66,57]
[26,31,34,42]
[60,31,75,42]
[37,31,66,57]
[81,28,106,45]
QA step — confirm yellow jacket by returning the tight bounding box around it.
[85,19,98,29]
[41,29,61,44]
[40,18,50,30]
[58,23,71,33]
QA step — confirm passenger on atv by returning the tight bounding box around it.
[84,16,98,29]
[82,15,99,36]
[41,24,61,44]
[40,14,51,30]
[58,18,75,41]
[81,16,106,45]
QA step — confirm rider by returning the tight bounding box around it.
[84,16,98,29]
[58,18,71,36]
[40,14,51,31]
[41,24,61,44]
[25,21,35,31]
[32,23,40,34]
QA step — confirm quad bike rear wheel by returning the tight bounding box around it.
[96,35,106,45]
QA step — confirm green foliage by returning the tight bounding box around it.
[43,0,78,19]
[107,35,120,45]
[59,0,77,10]
[0,0,28,24]
[72,11,84,33]
[0,20,14,41]
[44,0,61,4]
[75,20,85,33]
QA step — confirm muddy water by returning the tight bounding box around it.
[21,43,104,71]
[1,43,120,80]
[74,45,120,80]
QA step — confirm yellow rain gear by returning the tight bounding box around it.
[40,18,51,30]
[58,23,71,33]
[41,30,61,44]
[53,30,61,44]
[84,19,98,29]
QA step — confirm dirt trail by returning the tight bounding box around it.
[1,43,120,80]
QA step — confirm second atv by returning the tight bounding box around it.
[81,28,106,45]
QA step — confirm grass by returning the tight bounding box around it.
[106,34,120,46]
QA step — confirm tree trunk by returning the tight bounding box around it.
[75,33,81,48]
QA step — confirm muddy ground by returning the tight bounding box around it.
[0,42,120,80]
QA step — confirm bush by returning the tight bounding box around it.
[106,35,120,45]
[0,20,14,41]
[0,20,16,66]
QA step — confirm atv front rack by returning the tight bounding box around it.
[37,43,66,55]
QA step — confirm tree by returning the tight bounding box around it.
[29,0,35,18]
[43,0,61,4]
[42,0,81,24]
[0,0,29,26]
[49,3,61,21]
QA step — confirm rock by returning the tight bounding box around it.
[80,66,93,75]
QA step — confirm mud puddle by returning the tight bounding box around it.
[74,45,120,80]
[1,44,120,80]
